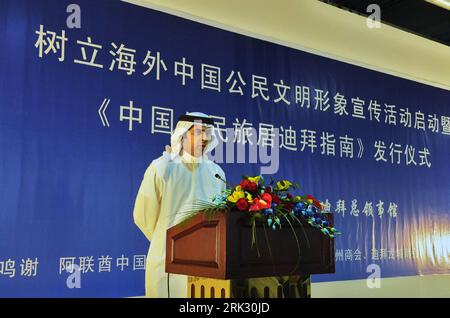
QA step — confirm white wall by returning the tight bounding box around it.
[122,0,450,297]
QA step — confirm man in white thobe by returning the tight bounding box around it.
[133,112,226,298]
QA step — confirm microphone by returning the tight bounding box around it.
[215,173,229,187]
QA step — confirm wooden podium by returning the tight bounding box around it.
[166,209,335,298]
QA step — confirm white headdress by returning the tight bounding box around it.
[164,112,218,161]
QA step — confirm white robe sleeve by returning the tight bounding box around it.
[216,165,227,192]
[133,163,164,242]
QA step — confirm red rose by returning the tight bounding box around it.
[240,179,258,192]
[246,181,257,192]
[286,193,293,200]
[264,186,272,193]
[236,198,249,211]
[240,179,250,189]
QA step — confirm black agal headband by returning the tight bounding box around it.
[178,114,214,126]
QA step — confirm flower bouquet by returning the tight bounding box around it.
[178,175,340,239]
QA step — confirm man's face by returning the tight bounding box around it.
[182,124,211,157]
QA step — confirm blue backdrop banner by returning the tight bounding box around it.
[0,0,449,297]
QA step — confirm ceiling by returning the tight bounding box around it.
[320,0,450,46]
